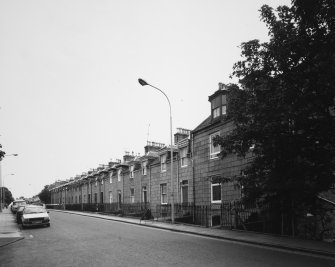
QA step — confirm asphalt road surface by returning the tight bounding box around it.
[0,211,334,267]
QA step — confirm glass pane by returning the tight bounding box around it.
[222,94,227,105]
[222,105,227,115]
[212,184,221,201]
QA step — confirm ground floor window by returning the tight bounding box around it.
[142,186,147,203]
[100,192,104,204]
[160,183,167,204]
[94,193,98,204]
[181,180,188,204]
[130,188,135,203]
[211,183,222,203]
[109,191,113,204]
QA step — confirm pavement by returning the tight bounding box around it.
[0,208,24,247]
[1,208,335,259]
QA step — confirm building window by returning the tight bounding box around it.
[109,172,113,183]
[211,183,222,203]
[94,193,98,204]
[181,180,189,204]
[101,179,104,185]
[161,154,167,172]
[130,188,135,203]
[142,186,148,203]
[222,94,227,115]
[100,192,103,204]
[160,183,167,204]
[213,107,220,118]
[109,191,113,204]
[118,169,122,182]
[130,165,134,178]
[209,132,221,159]
[142,162,147,175]
[211,94,227,118]
[180,147,188,167]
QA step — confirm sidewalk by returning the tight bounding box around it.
[0,208,24,247]
[1,208,335,259]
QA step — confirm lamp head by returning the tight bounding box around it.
[138,78,148,86]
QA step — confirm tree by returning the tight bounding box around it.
[0,144,5,160]
[215,0,335,233]
[38,185,51,204]
[3,187,14,205]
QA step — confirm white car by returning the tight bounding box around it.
[21,205,50,228]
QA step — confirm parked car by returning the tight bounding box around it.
[16,206,26,224]
[21,206,50,229]
[11,200,27,214]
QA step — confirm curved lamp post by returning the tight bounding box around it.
[0,154,18,211]
[138,78,175,223]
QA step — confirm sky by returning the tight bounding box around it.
[0,0,291,199]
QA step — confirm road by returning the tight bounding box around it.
[0,211,334,267]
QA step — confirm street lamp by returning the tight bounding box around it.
[138,78,175,223]
[0,154,18,211]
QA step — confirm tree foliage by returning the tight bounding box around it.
[38,185,51,204]
[0,144,5,160]
[216,0,335,214]
[3,187,14,205]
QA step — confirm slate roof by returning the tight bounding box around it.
[192,115,212,133]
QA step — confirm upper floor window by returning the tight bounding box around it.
[211,94,227,118]
[209,132,221,159]
[130,165,134,178]
[118,169,122,182]
[142,162,147,175]
[109,172,113,183]
[161,154,167,172]
[180,147,188,167]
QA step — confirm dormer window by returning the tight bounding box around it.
[209,83,227,120]
[211,94,227,118]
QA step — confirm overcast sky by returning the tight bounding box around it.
[1,0,291,199]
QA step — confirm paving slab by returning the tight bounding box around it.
[0,209,24,247]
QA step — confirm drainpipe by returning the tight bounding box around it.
[191,133,196,223]
[149,163,151,209]
[176,154,180,204]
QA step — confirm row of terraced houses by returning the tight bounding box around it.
[49,83,252,227]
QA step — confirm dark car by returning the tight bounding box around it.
[11,200,27,214]
[16,206,26,224]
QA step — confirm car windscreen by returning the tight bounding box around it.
[24,207,47,214]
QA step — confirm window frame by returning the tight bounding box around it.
[211,183,222,204]
[209,132,221,159]
[142,162,147,175]
[130,188,135,203]
[117,169,122,182]
[180,147,188,167]
[130,165,134,179]
[160,154,167,172]
[160,183,167,204]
